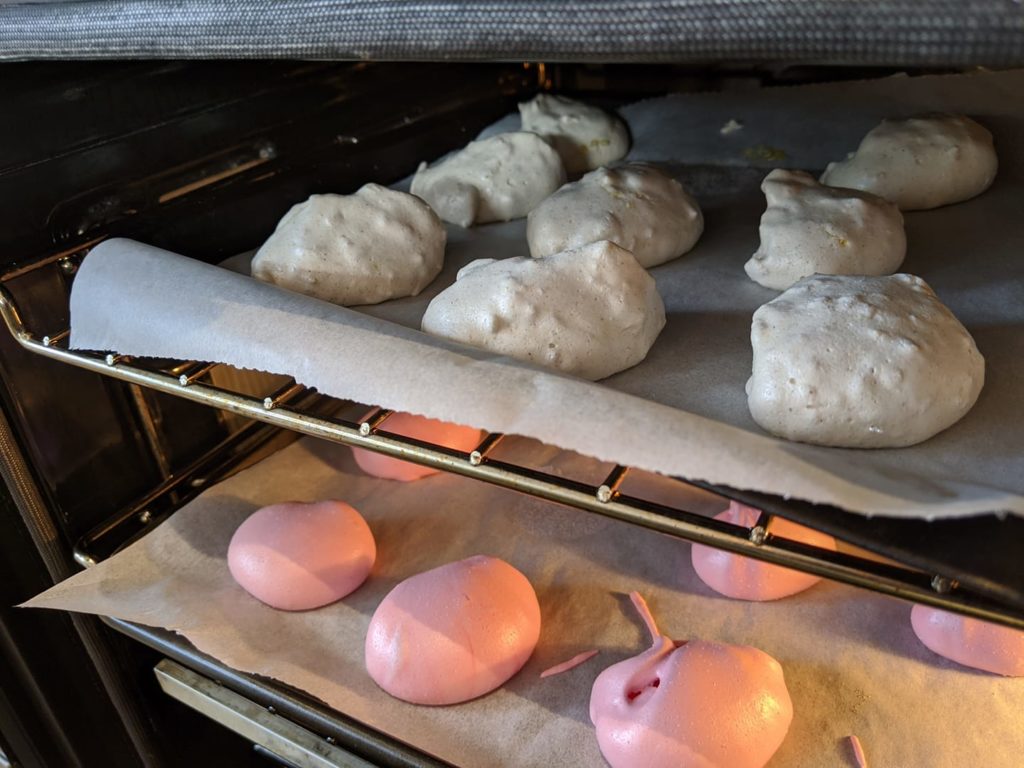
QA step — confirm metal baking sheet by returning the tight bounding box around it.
[24,437,1024,767]
[68,70,1024,520]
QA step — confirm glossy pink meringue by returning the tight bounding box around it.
[352,413,484,481]
[227,500,376,611]
[910,604,1024,677]
[691,502,837,601]
[540,649,600,679]
[365,555,541,705]
[590,593,793,768]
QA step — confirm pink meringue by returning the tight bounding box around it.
[540,649,600,679]
[365,555,541,705]
[352,412,484,482]
[691,501,836,601]
[910,604,1024,677]
[848,735,869,768]
[590,592,793,768]
[227,500,375,611]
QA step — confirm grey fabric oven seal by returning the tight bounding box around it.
[1,0,1023,64]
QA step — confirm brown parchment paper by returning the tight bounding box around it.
[68,70,1024,518]
[24,437,1024,767]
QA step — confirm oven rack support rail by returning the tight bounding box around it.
[1,287,1021,630]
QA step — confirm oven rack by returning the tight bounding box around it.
[1,286,1021,630]
[115,618,452,768]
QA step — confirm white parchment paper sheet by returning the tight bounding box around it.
[68,70,1024,518]
[25,438,1024,767]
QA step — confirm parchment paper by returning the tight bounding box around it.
[25,437,1024,767]
[68,70,1024,518]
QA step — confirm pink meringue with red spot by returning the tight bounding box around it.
[691,501,836,601]
[352,412,484,481]
[590,593,792,768]
[911,604,1024,677]
[228,500,375,611]
[365,555,541,705]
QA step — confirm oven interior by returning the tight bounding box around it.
[1,59,1022,768]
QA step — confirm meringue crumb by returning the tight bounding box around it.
[539,649,600,678]
[629,591,662,642]
[848,734,868,768]
[743,144,787,162]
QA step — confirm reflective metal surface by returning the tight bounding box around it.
[2,285,1021,629]
[114,620,451,768]
[155,660,377,768]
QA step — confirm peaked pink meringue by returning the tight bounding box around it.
[590,593,793,768]
[911,604,1024,677]
[352,412,484,481]
[691,502,836,601]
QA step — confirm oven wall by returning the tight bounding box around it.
[0,447,148,767]
[0,59,536,767]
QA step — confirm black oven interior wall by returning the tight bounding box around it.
[0,59,950,768]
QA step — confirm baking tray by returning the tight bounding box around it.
[27,435,1024,768]
[3,309,1019,624]
[4,68,1023,615]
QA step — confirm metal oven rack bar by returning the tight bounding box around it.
[112,619,454,768]
[2,286,1021,630]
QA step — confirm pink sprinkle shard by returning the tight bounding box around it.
[539,649,600,679]
[629,591,661,642]
[848,734,868,768]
